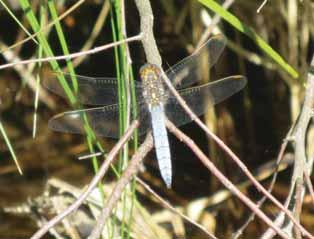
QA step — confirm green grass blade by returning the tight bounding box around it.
[47,0,78,92]
[0,120,22,174]
[18,1,105,192]
[47,0,107,200]
[198,0,299,79]
[110,1,138,237]
[19,0,77,104]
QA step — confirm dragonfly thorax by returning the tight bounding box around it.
[140,63,168,108]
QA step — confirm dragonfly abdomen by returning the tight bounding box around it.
[150,105,172,188]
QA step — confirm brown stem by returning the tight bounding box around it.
[30,120,139,239]
[88,134,154,239]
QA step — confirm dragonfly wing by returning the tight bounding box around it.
[43,71,143,105]
[165,34,226,89]
[48,103,151,138]
[165,76,247,127]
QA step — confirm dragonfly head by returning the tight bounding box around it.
[139,63,161,78]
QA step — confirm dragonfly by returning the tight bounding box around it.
[44,35,247,188]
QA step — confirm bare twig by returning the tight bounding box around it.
[0,34,142,70]
[134,0,162,66]
[0,0,85,54]
[257,0,269,13]
[72,0,110,67]
[262,48,314,239]
[30,120,139,239]
[166,120,291,239]
[88,134,154,239]
[50,197,82,239]
[293,179,303,239]
[233,126,295,238]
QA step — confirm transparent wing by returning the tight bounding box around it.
[43,71,143,105]
[165,34,226,89]
[48,103,151,139]
[165,76,247,127]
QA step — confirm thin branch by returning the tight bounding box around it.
[88,134,154,239]
[293,179,303,239]
[233,126,295,238]
[166,119,290,239]
[0,0,85,54]
[72,0,110,67]
[161,51,312,238]
[257,0,269,13]
[263,52,314,239]
[0,34,142,70]
[134,0,162,66]
[30,120,139,239]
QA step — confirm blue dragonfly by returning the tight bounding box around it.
[44,35,247,188]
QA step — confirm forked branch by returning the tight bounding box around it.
[262,38,314,239]
[134,0,313,238]
[165,119,289,239]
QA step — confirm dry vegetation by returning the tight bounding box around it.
[0,0,314,238]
